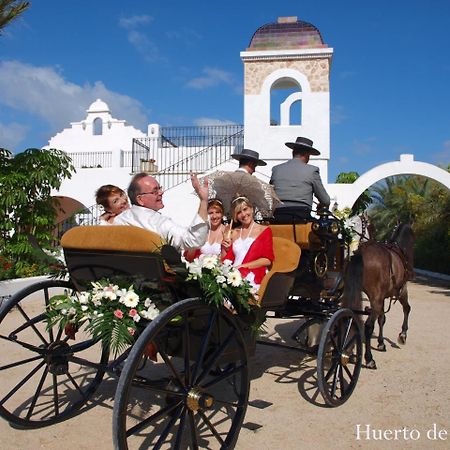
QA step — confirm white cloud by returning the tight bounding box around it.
[432,140,450,166]
[331,105,347,124]
[0,60,149,141]
[118,14,163,62]
[193,117,237,127]
[186,67,236,90]
[119,15,153,30]
[0,122,29,150]
[352,137,377,156]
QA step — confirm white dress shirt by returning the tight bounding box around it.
[114,205,208,251]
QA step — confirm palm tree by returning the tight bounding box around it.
[0,0,30,35]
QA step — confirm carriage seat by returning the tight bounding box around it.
[268,223,316,249]
[258,237,301,309]
[61,226,166,289]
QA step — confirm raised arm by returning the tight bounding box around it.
[190,172,208,222]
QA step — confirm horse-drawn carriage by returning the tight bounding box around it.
[0,211,366,448]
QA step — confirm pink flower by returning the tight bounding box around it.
[127,327,135,336]
[128,309,137,317]
[114,309,124,319]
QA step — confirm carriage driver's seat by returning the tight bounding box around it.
[257,237,301,309]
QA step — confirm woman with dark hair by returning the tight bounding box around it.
[184,198,228,260]
[95,184,130,224]
[221,196,274,289]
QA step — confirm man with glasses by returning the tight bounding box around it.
[114,172,209,251]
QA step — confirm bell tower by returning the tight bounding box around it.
[240,16,333,181]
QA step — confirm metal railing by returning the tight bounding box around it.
[65,151,113,168]
[54,203,103,243]
[132,125,244,190]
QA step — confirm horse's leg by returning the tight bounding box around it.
[398,287,411,345]
[376,312,386,351]
[364,307,378,369]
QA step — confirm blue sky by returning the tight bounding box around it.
[1,0,449,181]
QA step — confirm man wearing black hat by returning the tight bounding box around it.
[231,148,266,175]
[270,137,330,222]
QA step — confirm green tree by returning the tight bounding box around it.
[0,0,30,34]
[0,148,75,279]
[335,171,371,215]
[368,171,450,274]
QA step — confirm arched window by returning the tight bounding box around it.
[270,78,302,126]
[93,118,103,135]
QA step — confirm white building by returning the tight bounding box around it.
[52,17,450,224]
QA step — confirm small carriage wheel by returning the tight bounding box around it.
[113,298,250,450]
[0,279,109,428]
[316,309,362,407]
[314,251,328,278]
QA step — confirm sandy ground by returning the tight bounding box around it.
[0,273,448,450]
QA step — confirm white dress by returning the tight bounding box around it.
[231,223,258,288]
[200,241,221,256]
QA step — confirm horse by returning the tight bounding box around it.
[342,223,415,369]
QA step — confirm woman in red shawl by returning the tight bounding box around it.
[221,196,274,289]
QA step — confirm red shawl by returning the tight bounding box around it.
[222,227,274,284]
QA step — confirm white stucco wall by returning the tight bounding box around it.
[328,154,450,210]
[45,99,146,167]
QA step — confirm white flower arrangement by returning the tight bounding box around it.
[184,254,257,311]
[47,279,161,355]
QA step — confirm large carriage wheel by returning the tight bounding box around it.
[0,279,109,428]
[317,308,362,407]
[113,298,250,450]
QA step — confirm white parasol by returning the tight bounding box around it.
[202,170,281,218]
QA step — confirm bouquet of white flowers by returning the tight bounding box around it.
[184,254,257,311]
[47,279,164,355]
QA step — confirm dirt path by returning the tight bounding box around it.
[0,274,449,449]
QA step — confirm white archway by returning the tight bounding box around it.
[342,154,450,208]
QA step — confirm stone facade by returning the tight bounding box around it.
[244,58,330,95]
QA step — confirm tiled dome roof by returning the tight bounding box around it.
[247,16,327,51]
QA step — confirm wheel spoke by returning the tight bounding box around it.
[44,288,55,342]
[0,360,46,406]
[198,410,225,446]
[0,354,42,371]
[330,360,339,398]
[130,376,186,397]
[183,312,191,387]
[324,355,339,382]
[153,405,184,450]
[66,372,86,398]
[157,346,186,390]
[343,334,358,353]
[126,401,182,438]
[173,407,188,449]
[195,328,236,385]
[202,363,245,389]
[52,373,60,416]
[341,318,353,349]
[26,366,49,420]
[188,410,199,449]
[15,306,48,346]
[191,310,217,383]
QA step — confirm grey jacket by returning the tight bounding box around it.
[270,158,330,208]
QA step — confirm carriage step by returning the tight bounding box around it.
[248,399,272,409]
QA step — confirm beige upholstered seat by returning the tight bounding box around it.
[269,223,314,249]
[258,237,301,308]
[61,225,164,252]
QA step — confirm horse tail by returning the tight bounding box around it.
[342,252,364,312]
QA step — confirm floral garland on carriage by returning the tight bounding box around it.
[47,254,258,355]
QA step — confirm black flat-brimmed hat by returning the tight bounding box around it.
[231,148,267,166]
[285,137,321,155]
